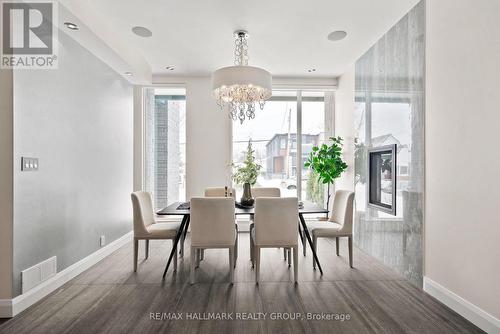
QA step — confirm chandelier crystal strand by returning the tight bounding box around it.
[212,30,272,124]
[234,33,248,66]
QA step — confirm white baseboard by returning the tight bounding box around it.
[423,276,500,333]
[0,231,132,318]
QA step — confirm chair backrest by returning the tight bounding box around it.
[328,190,355,233]
[190,197,236,247]
[252,187,280,198]
[131,191,155,236]
[254,197,298,246]
[204,187,236,199]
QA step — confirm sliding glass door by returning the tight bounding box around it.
[143,87,186,210]
[232,90,331,206]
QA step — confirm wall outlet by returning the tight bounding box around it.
[99,235,106,247]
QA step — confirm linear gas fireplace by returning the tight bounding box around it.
[367,144,397,215]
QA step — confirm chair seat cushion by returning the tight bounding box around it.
[145,222,181,239]
[306,221,345,237]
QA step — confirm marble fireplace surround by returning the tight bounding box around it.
[353,1,424,287]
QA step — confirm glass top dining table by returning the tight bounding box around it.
[157,202,329,278]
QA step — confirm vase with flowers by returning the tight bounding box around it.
[231,139,262,206]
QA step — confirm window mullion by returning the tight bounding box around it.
[296,90,303,200]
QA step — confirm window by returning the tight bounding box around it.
[143,87,186,210]
[280,138,287,150]
[233,92,298,198]
[232,90,330,207]
[301,92,327,206]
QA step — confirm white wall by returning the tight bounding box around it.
[149,76,232,198]
[334,65,355,191]
[0,69,13,299]
[425,0,500,324]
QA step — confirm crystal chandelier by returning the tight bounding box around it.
[212,31,272,124]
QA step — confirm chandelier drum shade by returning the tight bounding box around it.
[212,31,272,123]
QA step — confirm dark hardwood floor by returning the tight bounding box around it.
[0,234,483,334]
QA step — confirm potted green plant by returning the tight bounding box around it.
[232,140,262,206]
[304,136,348,211]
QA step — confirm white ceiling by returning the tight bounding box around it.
[62,0,420,80]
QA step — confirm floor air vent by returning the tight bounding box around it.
[21,256,57,294]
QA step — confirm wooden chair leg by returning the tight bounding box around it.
[348,236,353,268]
[336,237,340,256]
[234,239,238,268]
[250,232,254,268]
[173,243,177,272]
[255,246,261,284]
[190,247,196,284]
[287,248,291,267]
[196,249,201,268]
[293,246,298,283]
[133,238,138,272]
[313,236,317,270]
[235,232,238,262]
[283,248,287,261]
[229,246,235,283]
[145,239,149,259]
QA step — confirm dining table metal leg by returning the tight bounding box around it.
[162,215,189,278]
[299,213,323,275]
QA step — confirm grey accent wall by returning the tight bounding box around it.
[12,29,133,296]
[0,69,14,299]
[354,1,424,287]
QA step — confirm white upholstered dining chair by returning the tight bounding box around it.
[251,187,281,198]
[204,187,236,199]
[202,187,238,262]
[190,197,237,284]
[131,191,181,272]
[249,187,281,266]
[306,190,355,268]
[252,197,299,283]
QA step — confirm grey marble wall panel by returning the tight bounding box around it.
[354,1,425,287]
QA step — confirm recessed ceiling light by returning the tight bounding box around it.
[131,26,152,38]
[124,72,133,76]
[307,68,316,73]
[327,30,348,41]
[165,66,174,71]
[64,22,79,30]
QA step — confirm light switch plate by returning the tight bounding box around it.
[21,157,39,171]
[100,235,106,247]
